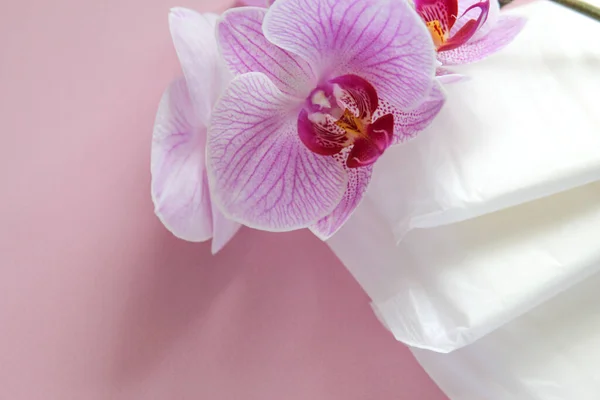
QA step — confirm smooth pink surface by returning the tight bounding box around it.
[0,1,447,399]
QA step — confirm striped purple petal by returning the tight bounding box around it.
[206,72,348,231]
[310,152,373,240]
[169,8,231,124]
[217,7,315,97]
[262,0,437,110]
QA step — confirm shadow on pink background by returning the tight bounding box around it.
[0,0,447,398]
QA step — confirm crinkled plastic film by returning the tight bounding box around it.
[327,3,600,396]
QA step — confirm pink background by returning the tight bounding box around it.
[0,0,447,398]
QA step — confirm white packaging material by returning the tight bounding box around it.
[412,271,600,400]
[327,1,600,353]
[328,182,600,352]
[365,1,600,241]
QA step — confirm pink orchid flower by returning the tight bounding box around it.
[151,9,241,254]
[201,0,445,240]
[414,0,526,82]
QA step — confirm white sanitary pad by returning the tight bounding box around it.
[327,0,600,354]
[413,271,600,399]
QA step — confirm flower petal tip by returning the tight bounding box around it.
[169,7,194,20]
[210,210,243,254]
[308,225,335,241]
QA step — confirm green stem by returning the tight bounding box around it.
[548,0,600,21]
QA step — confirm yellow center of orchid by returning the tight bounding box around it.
[334,109,367,142]
[426,20,447,49]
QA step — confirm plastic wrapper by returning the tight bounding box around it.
[329,183,600,352]
[364,0,600,241]
[412,271,600,399]
[327,1,600,354]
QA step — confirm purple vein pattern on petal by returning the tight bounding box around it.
[217,7,315,97]
[438,15,526,65]
[374,80,446,142]
[310,150,372,240]
[262,0,437,109]
[170,8,231,125]
[207,72,348,231]
[151,78,213,242]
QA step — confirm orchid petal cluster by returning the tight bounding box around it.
[151,0,526,249]
[151,10,240,254]
[413,0,526,81]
